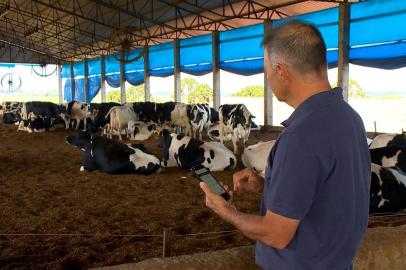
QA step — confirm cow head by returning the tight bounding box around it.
[66,131,91,150]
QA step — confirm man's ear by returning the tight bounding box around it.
[275,63,288,82]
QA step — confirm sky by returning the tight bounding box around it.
[0,64,405,97]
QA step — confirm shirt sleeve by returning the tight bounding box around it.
[266,132,322,220]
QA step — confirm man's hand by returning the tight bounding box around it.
[199,182,237,222]
[233,168,264,193]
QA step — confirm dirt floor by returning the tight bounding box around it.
[0,122,281,270]
[0,122,404,270]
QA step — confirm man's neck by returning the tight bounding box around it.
[287,80,331,109]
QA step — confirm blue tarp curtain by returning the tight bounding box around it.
[125,48,144,86]
[61,0,406,101]
[274,0,406,69]
[149,42,174,77]
[180,34,212,76]
[219,24,264,75]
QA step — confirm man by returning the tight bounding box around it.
[200,21,371,270]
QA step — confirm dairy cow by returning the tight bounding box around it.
[218,104,254,154]
[369,146,406,173]
[370,163,406,214]
[90,102,120,133]
[132,102,160,123]
[369,134,406,149]
[66,132,160,175]
[127,120,158,141]
[106,105,139,140]
[241,140,276,176]
[187,104,211,140]
[17,116,53,133]
[65,101,92,130]
[2,112,21,124]
[21,101,66,126]
[159,129,236,171]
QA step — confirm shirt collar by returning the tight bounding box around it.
[281,87,343,127]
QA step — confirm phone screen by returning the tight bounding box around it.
[193,166,230,200]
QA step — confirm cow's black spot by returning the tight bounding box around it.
[210,150,215,159]
[210,130,220,137]
[177,134,184,140]
[177,140,205,170]
[225,157,235,170]
[207,158,211,164]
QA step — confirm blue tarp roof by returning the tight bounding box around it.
[58,0,405,102]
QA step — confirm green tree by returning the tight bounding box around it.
[106,89,120,103]
[187,83,213,104]
[332,79,365,98]
[126,84,145,102]
[233,85,264,97]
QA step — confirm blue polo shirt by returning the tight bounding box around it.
[256,87,371,270]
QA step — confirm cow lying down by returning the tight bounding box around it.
[241,140,276,176]
[370,163,406,214]
[66,132,160,175]
[159,129,236,171]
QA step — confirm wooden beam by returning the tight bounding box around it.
[70,62,75,101]
[337,2,351,101]
[212,31,220,110]
[174,39,181,102]
[84,58,89,103]
[57,64,63,104]
[263,19,273,127]
[144,45,151,102]
[120,49,126,104]
[100,55,106,103]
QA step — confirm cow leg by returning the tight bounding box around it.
[232,129,239,155]
[75,118,80,130]
[198,125,204,141]
[219,124,224,145]
[83,117,87,131]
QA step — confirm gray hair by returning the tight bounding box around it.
[262,21,327,74]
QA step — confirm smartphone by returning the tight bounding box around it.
[191,165,230,201]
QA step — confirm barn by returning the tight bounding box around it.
[1,0,406,269]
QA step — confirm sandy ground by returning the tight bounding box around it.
[0,121,404,270]
[0,122,280,270]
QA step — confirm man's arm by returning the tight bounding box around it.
[200,182,300,250]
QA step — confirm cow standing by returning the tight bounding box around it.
[187,104,211,140]
[106,105,139,140]
[65,101,91,130]
[218,104,254,154]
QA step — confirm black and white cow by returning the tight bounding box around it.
[2,112,21,124]
[90,102,121,133]
[370,163,406,214]
[17,116,53,133]
[21,101,67,125]
[241,140,276,176]
[369,134,406,149]
[132,102,160,123]
[65,101,92,130]
[66,132,160,175]
[156,102,191,135]
[127,120,158,141]
[0,101,22,114]
[187,104,211,140]
[369,146,406,173]
[218,104,254,154]
[159,129,236,171]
